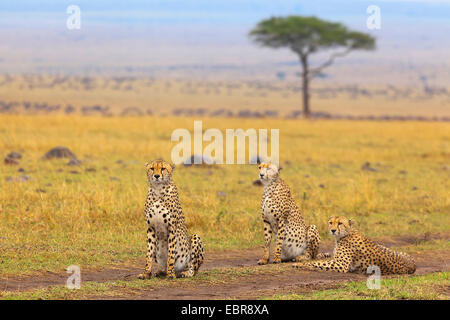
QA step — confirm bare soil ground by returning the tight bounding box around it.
[1,233,448,299]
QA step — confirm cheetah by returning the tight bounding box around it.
[257,163,328,264]
[293,216,416,274]
[138,160,204,279]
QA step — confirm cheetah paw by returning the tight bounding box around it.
[293,263,314,271]
[137,272,151,280]
[272,258,281,264]
[180,271,194,278]
[316,252,331,259]
[257,258,269,265]
[294,255,308,262]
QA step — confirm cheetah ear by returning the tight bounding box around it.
[144,162,149,168]
[278,166,283,172]
[171,163,176,170]
[348,219,355,226]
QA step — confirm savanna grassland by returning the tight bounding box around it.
[1,115,449,280]
[1,74,450,118]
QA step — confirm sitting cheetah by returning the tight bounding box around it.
[293,216,416,274]
[138,160,204,279]
[257,163,328,264]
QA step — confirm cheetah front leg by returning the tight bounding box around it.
[166,225,177,279]
[294,259,350,273]
[138,227,156,280]
[273,218,286,264]
[294,250,352,273]
[258,220,272,265]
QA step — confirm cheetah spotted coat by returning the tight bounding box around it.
[294,216,416,275]
[138,160,204,279]
[257,163,328,264]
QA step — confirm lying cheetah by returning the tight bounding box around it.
[294,216,416,274]
[257,163,328,264]
[138,160,204,279]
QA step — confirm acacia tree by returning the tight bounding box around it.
[249,16,375,117]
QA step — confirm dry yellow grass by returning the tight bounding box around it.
[0,115,449,276]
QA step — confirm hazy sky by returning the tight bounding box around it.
[0,0,449,80]
[1,0,450,24]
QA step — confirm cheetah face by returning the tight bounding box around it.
[145,160,175,185]
[258,163,281,183]
[328,216,354,239]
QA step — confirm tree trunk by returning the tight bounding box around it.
[300,55,310,118]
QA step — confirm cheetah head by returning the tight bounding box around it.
[258,162,281,184]
[328,216,354,239]
[145,159,175,185]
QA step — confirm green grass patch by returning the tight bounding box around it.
[266,272,449,300]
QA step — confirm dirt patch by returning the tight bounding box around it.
[1,233,448,297]
[376,232,448,248]
[0,247,264,292]
[95,249,450,300]
[409,249,449,276]
[0,266,142,292]
[104,271,367,300]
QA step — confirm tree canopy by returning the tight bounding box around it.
[249,16,375,56]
